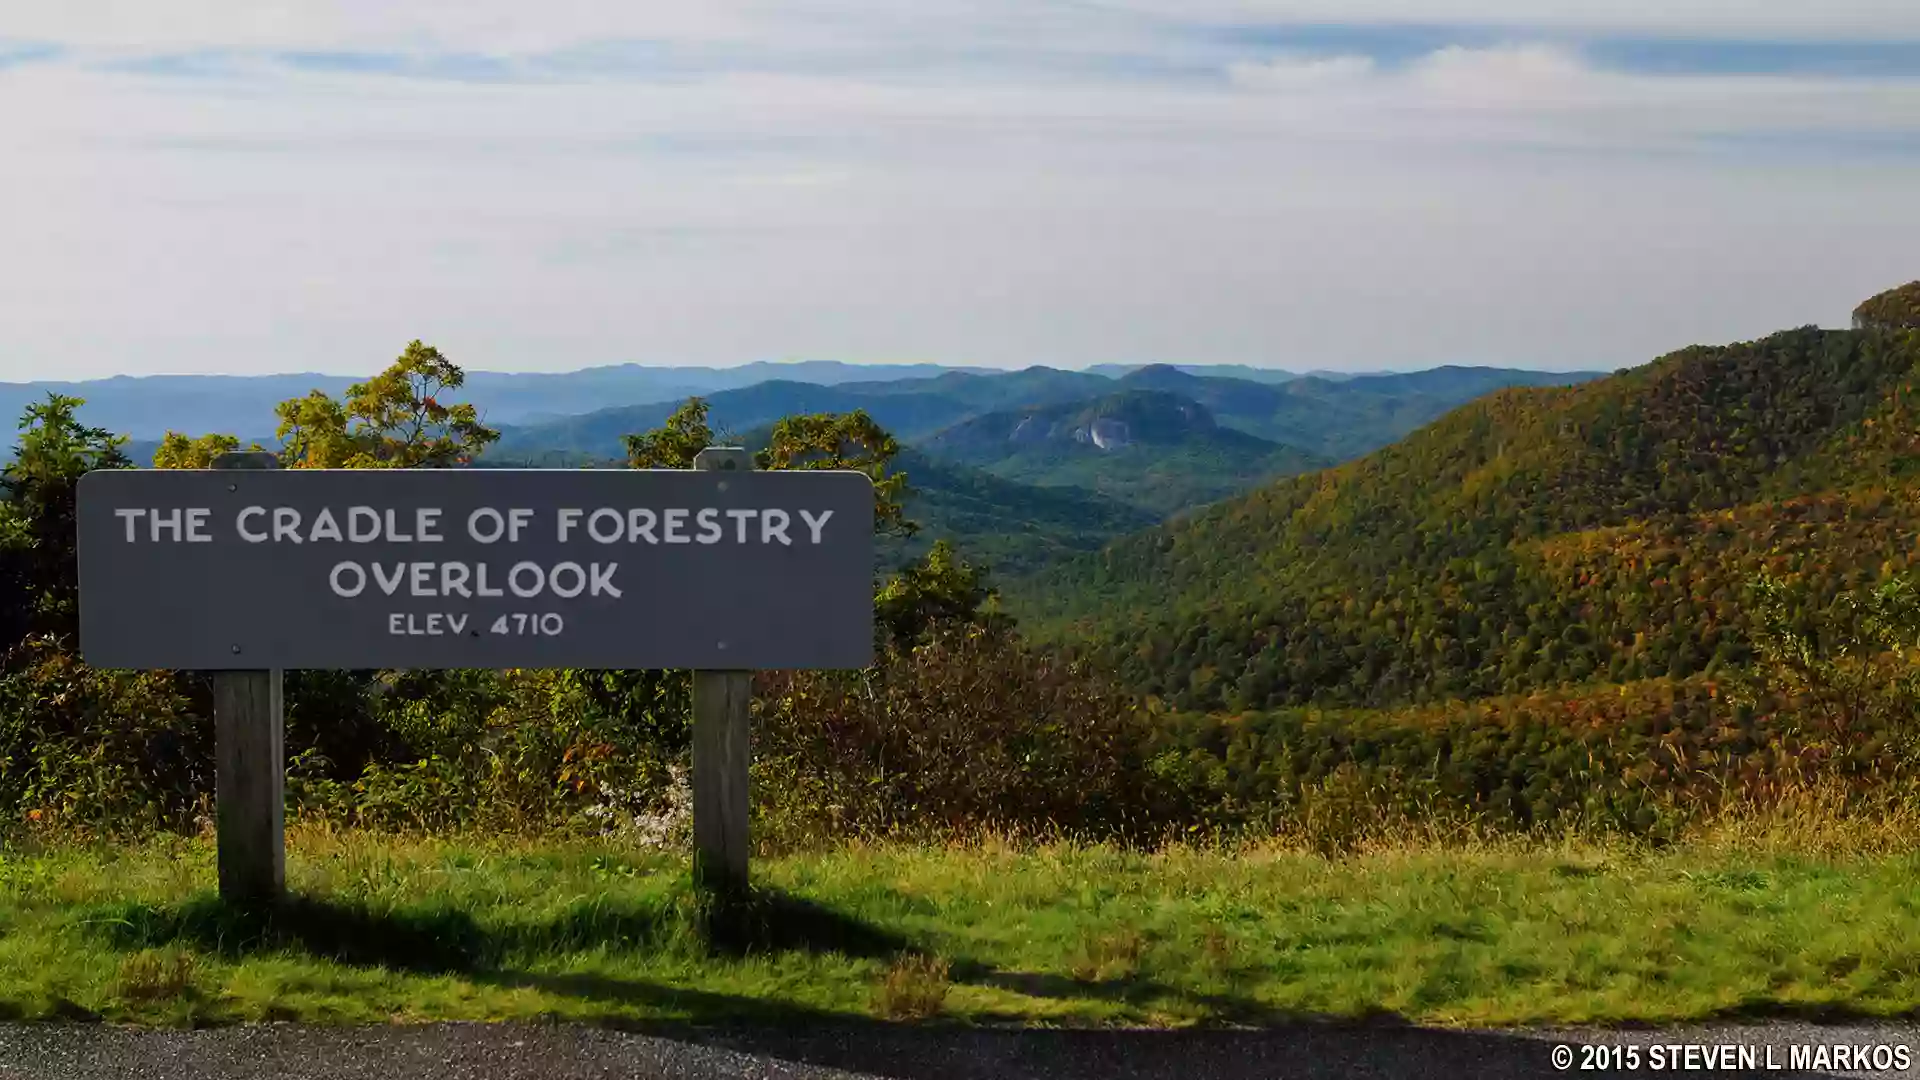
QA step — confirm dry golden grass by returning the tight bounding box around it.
[1678,780,1920,858]
[1071,929,1146,983]
[873,953,952,1020]
[113,948,196,1003]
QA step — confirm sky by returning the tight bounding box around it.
[2,2,1918,380]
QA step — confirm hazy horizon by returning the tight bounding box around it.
[0,356,1614,386]
[4,2,1916,381]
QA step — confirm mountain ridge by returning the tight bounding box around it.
[1009,320,1920,712]
[482,364,1605,468]
[9,360,1605,444]
[916,389,1329,515]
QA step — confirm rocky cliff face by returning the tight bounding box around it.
[989,392,1215,452]
[1075,417,1131,450]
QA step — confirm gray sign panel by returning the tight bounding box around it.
[77,467,875,671]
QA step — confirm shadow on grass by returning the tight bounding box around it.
[482,971,859,1028]
[942,966,1920,1036]
[81,883,1322,1029]
[65,885,1897,1078]
[85,882,912,976]
[958,965,1417,1028]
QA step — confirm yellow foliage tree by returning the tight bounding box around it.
[151,432,248,469]
[278,341,498,468]
[153,341,498,469]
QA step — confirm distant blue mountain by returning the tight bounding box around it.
[71,360,1608,584]
[1084,363,1301,384]
[0,360,1002,442]
[484,363,1609,516]
[1,358,1605,446]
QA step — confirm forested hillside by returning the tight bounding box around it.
[1015,316,1920,713]
[879,449,1159,578]
[5,287,1920,862]
[489,380,985,457]
[1113,364,1599,460]
[4,271,1918,1027]
[477,364,1590,537]
[484,365,1596,472]
[482,368,1156,461]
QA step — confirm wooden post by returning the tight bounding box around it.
[691,446,753,895]
[211,450,286,905]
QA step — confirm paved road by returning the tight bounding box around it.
[2,1021,1916,1079]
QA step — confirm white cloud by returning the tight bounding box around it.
[1412,43,1597,106]
[0,16,1918,380]
[1224,43,1920,149]
[1228,54,1377,91]
[0,2,752,51]
[1114,0,1920,42]
[9,0,1920,51]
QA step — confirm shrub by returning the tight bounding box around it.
[753,622,1196,847]
[0,637,209,834]
[288,668,684,833]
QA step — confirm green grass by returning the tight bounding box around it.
[3,824,1920,1029]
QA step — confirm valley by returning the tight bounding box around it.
[13,1,1920,1055]
[4,285,1919,1040]
[1008,319,1920,714]
[107,360,1601,584]
[473,362,1614,578]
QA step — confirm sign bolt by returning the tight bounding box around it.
[230,644,241,654]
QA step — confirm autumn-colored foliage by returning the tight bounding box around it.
[1016,321,1920,713]
[1,339,1023,838]
[152,341,500,471]
[755,623,1187,844]
[1853,280,1920,332]
[5,284,1920,846]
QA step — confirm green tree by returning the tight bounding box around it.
[154,342,499,471]
[582,400,990,751]
[0,395,132,645]
[756,410,915,539]
[875,539,1006,646]
[271,347,500,781]
[151,432,247,469]
[622,398,725,470]
[148,346,504,796]
[624,398,913,537]
[277,341,499,468]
